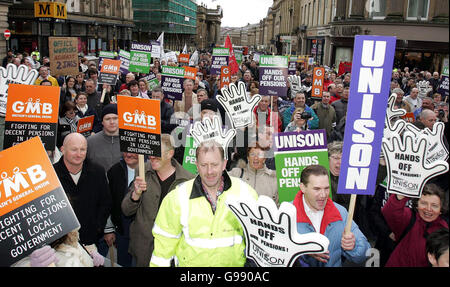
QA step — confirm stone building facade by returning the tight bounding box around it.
[7,0,134,57]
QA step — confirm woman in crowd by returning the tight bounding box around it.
[229,144,279,205]
[382,183,448,267]
[57,101,79,148]
[75,92,102,134]
[138,78,150,99]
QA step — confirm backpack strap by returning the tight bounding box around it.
[397,209,416,244]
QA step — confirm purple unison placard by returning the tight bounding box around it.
[337,35,396,195]
[258,55,288,97]
[273,130,328,153]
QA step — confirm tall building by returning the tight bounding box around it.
[133,0,197,51]
[244,0,448,73]
[7,0,134,57]
[196,3,222,50]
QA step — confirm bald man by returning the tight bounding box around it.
[419,109,437,130]
[53,133,112,255]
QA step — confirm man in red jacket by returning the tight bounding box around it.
[253,95,282,133]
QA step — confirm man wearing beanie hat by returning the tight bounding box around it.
[200,98,219,120]
[86,103,122,258]
[86,103,121,172]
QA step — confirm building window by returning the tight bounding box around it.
[367,0,386,19]
[407,0,430,20]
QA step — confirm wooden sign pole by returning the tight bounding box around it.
[344,194,357,235]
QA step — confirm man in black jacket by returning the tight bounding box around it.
[151,86,176,134]
[104,152,138,267]
[53,132,112,265]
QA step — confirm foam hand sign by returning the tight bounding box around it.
[226,195,329,267]
[381,131,449,198]
[287,75,311,99]
[190,115,236,159]
[217,81,261,129]
[404,121,449,164]
[0,64,39,116]
[383,94,407,140]
[416,80,433,98]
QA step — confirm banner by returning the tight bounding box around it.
[226,195,329,267]
[150,40,161,59]
[129,42,152,74]
[117,95,161,157]
[183,66,197,81]
[98,51,115,71]
[274,130,329,203]
[311,67,325,99]
[49,37,78,77]
[211,48,229,75]
[182,134,198,174]
[76,115,94,134]
[338,35,396,196]
[3,84,60,151]
[178,53,190,64]
[0,137,80,266]
[144,73,159,91]
[235,50,243,65]
[224,35,239,75]
[258,55,288,97]
[161,66,184,101]
[118,49,130,75]
[288,56,297,75]
[98,59,121,86]
[0,64,39,117]
[220,66,231,89]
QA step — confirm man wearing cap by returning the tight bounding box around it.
[86,103,121,172]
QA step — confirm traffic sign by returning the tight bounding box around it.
[4,29,11,40]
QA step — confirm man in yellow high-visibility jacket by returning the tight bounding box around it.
[149,140,258,267]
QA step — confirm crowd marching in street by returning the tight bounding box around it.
[1,41,448,268]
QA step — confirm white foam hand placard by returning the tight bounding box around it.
[404,121,449,164]
[287,75,311,99]
[190,115,236,159]
[0,64,39,116]
[416,80,433,98]
[381,131,449,198]
[226,195,329,267]
[383,94,407,140]
[217,82,261,129]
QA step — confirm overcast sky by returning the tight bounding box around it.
[197,0,273,27]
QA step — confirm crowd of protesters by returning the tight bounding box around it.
[2,46,448,268]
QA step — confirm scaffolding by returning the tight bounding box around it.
[133,0,197,35]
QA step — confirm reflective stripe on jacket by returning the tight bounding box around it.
[150,172,258,267]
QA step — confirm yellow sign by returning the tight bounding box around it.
[34,1,67,19]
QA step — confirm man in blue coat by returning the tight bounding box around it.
[292,165,370,267]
